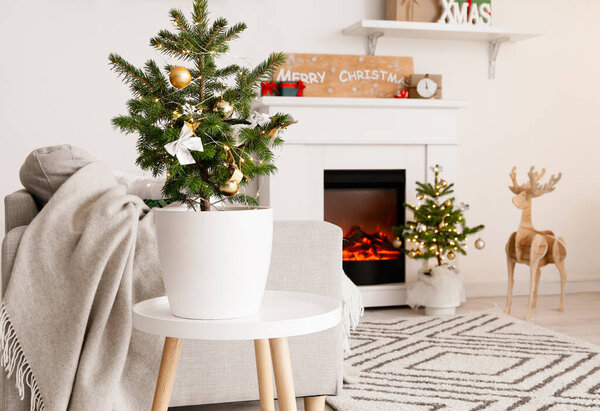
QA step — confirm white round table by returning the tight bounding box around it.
[133,290,341,411]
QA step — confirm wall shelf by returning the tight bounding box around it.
[342,20,542,79]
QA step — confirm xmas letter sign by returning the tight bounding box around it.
[272,53,414,98]
[439,0,491,25]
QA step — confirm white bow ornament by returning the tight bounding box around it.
[164,122,204,165]
[247,112,271,128]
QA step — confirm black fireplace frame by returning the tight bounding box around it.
[324,170,406,286]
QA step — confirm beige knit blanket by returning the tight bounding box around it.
[0,162,165,410]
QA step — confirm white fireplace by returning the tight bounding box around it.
[256,96,468,307]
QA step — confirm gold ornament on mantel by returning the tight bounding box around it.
[169,66,192,89]
[213,99,234,119]
[219,165,244,196]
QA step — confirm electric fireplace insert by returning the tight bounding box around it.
[324,170,405,286]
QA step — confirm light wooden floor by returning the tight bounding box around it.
[366,291,600,345]
[174,292,600,410]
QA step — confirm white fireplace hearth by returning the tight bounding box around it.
[256,96,468,307]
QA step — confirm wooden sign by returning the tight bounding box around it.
[273,53,414,98]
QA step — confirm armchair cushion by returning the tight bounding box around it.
[19,145,96,206]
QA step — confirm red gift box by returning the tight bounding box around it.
[279,81,306,97]
[261,81,279,96]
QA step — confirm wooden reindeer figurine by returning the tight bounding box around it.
[505,167,567,320]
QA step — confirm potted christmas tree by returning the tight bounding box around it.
[392,165,485,315]
[109,0,294,319]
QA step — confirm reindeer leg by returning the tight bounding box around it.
[525,262,538,321]
[556,260,566,312]
[505,257,516,315]
[505,233,517,316]
[532,267,542,308]
[526,235,547,321]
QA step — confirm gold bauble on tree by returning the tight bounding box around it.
[214,99,234,119]
[447,251,456,260]
[392,237,402,249]
[416,193,424,201]
[438,179,448,188]
[219,165,244,196]
[444,199,452,207]
[474,237,486,250]
[169,66,192,89]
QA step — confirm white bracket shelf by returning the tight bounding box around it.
[342,20,542,79]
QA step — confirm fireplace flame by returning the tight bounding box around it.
[342,226,402,261]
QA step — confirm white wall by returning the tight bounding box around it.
[1,0,599,290]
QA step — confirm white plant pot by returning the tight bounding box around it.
[154,206,273,319]
[407,264,464,317]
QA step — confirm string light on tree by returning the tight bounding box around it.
[392,164,485,267]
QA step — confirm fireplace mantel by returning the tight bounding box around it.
[255,96,468,307]
[257,96,468,109]
[256,97,468,145]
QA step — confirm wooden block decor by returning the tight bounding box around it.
[386,0,442,22]
[273,53,414,98]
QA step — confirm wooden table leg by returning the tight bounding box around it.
[304,396,326,411]
[254,339,275,411]
[269,337,297,411]
[152,337,182,411]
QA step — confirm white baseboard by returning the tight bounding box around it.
[465,279,600,298]
[358,279,600,308]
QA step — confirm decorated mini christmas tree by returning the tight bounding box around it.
[392,165,485,266]
[109,0,294,211]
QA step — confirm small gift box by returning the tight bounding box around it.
[261,81,279,96]
[278,81,306,97]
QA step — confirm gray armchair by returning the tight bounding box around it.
[1,189,343,410]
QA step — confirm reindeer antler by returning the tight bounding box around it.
[508,166,527,194]
[527,166,562,198]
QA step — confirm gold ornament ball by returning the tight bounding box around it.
[408,250,417,258]
[474,238,486,250]
[393,237,402,249]
[416,193,424,201]
[439,179,448,188]
[214,99,234,119]
[447,251,456,260]
[444,199,452,207]
[219,166,244,196]
[169,66,192,89]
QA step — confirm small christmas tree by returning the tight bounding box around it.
[392,165,484,266]
[109,0,294,211]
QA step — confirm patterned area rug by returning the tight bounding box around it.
[327,312,600,410]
